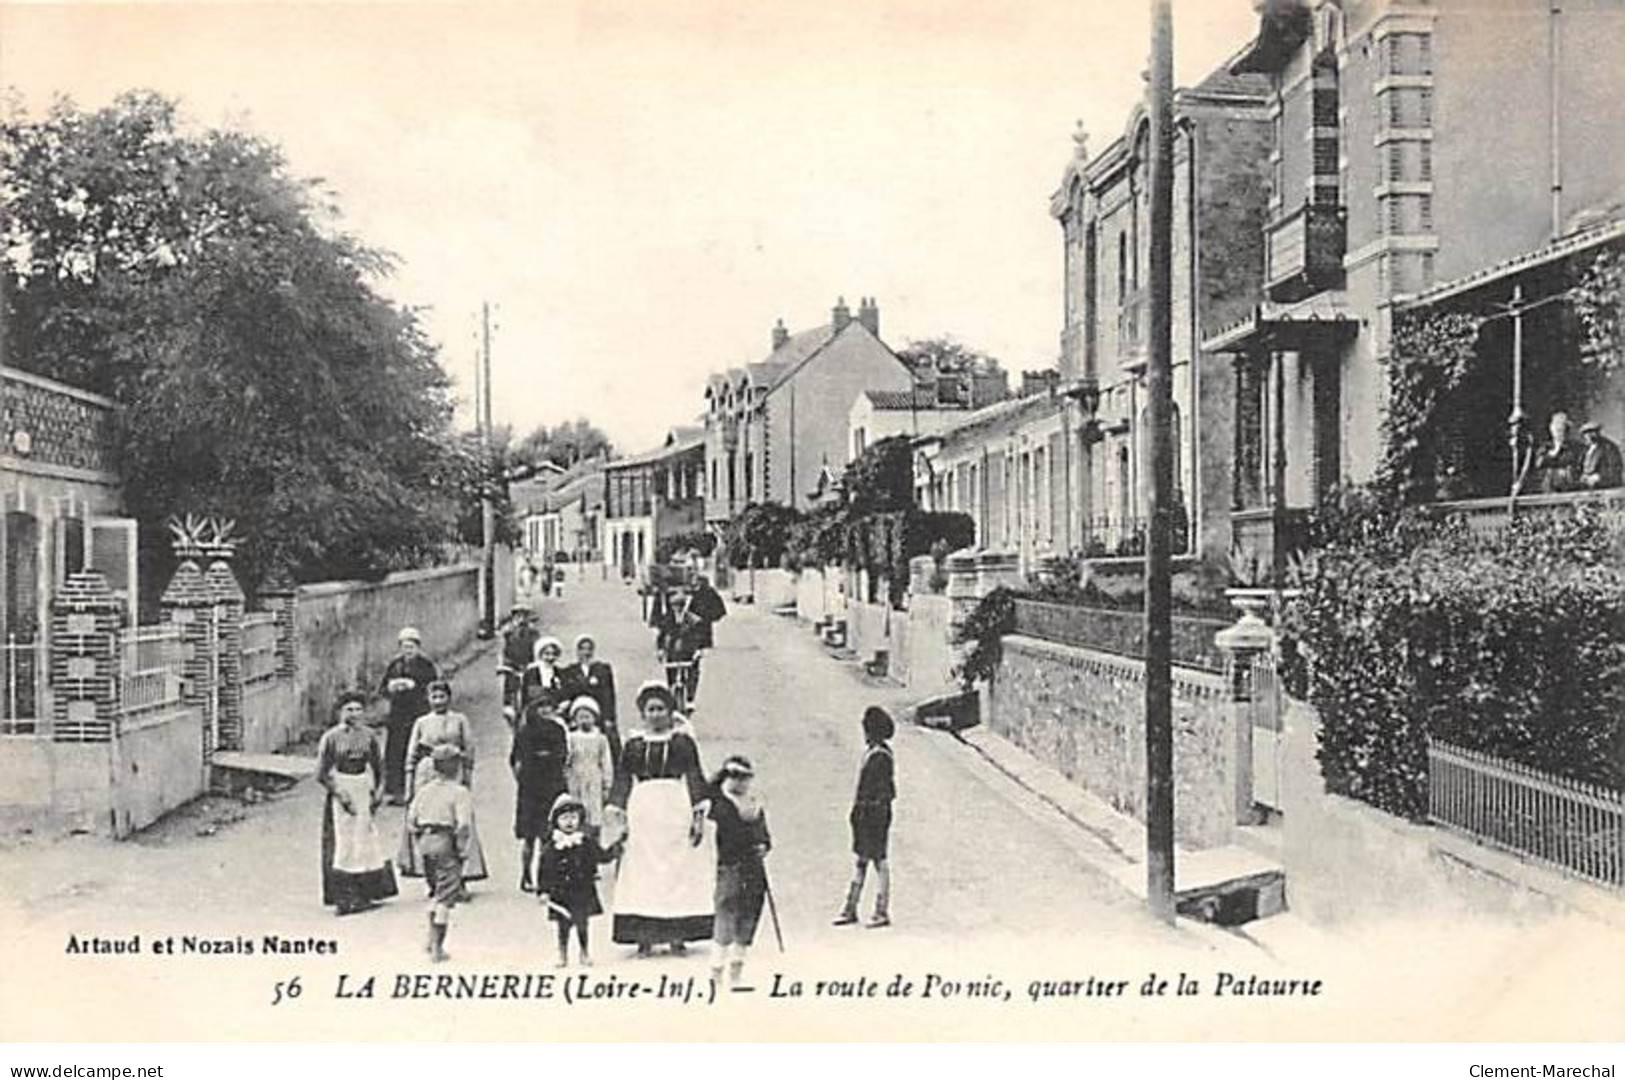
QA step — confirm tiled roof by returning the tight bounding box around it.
[864,387,939,411]
[930,390,1063,447]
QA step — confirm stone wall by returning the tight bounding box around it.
[987,634,1235,849]
[241,678,299,755]
[903,593,957,696]
[1280,696,1621,929]
[796,568,828,623]
[736,568,796,608]
[294,565,480,733]
[112,709,205,836]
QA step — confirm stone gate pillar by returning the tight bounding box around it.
[49,571,122,743]
[162,560,218,762]
[259,569,298,683]
[1215,593,1275,826]
[204,556,245,752]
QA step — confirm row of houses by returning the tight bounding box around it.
[526,0,1624,594]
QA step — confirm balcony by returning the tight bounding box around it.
[1116,288,1146,373]
[1265,202,1346,303]
[1427,489,1625,537]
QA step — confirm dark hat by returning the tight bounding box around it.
[426,679,453,698]
[862,706,895,742]
[549,792,585,824]
[335,689,368,710]
[720,754,755,779]
[1580,420,1601,434]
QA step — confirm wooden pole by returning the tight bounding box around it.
[480,302,497,638]
[1143,0,1177,925]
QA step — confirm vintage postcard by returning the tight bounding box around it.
[1,0,1622,1046]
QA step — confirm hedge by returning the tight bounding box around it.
[1279,493,1625,820]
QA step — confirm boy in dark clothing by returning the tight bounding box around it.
[709,755,772,989]
[833,706,895,929]
[538,793,616,967]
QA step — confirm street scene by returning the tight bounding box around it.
[2,0,1625,1047]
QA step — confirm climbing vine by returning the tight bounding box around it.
[1379,308,1485,503]
[1572,247,1624,375]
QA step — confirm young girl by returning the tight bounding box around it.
[708,755,772,989]
[565,696,616,841]
[511,688,568,893]
[537,793,615,967]
[833,706,895,929]
[407,745,474,962]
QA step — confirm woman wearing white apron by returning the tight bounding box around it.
[317,690,398,915]
[606,681,714,955]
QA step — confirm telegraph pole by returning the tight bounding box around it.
[1143,0,1177,924]
[479,301,497,639]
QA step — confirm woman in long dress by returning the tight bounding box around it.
[397,680,489,888]
[317,690,399,915]
[379,627,441,803]
[511,688,569,893]
[607,680,714,956]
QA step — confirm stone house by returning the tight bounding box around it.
[702,298,916,530]
[604,427,706,578]
[1205,0,1625,573]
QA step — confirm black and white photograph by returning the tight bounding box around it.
[0,0,1623,1051]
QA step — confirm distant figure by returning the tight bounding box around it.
[1534,411,1584,494]
[378,628,440,804]
[1579,421,1623,490]
[833,706,895,930]
[499,606,540,716]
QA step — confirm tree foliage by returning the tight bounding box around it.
[1,92,471,591]
[516,418,614,471]
[1379,309,1485,504]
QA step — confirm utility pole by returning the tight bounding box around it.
[1143,0,1177,925]
[479,301,497,639]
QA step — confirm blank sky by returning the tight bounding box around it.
[1,0,1259,453]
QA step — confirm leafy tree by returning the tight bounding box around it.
[841,434,914,514]
[725,502,803,569]
[895,336,1003,378]
[1,91,467,592]
[516,418,614,470]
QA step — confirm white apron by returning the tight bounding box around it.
[330,770,387,874]
[614,778,715,920]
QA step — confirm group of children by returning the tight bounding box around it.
[404,670,900,984]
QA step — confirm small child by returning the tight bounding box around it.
[538,792,614,967]
[565,696,616,841]
[407,744,474,962]
[709,755,772,989]
[833,706,895,929]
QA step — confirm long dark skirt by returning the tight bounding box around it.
[320,787,398,910]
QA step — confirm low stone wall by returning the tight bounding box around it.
[241,678,299,755]
[1280,697,1621,928]
[747,568,797,609]
[0,707,205,838]
[904,593,957,696]
[848,599,895,664]
[294,565,480,733]
[113,708,206,837]
[987,635,1235,849]
[796,568,828,623]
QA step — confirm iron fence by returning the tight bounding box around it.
[1427,738,1623,890]
[119,625,184,719]
[1,634,43,736]
[241,612,279,685]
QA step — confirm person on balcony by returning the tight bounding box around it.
[1579,421,1623,490]
[1533,411,1584,494]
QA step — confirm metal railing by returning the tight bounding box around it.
[241,612,280,686]
[119,625,184,719]
[1428,739,1623,890]
[1,634,43,736]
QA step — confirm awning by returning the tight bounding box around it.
[1203,294,1359,353]
[1398,218,1625,311]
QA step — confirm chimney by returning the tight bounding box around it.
[857,296,880,337]
[831,296,852,332]
[771,317,789,351]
